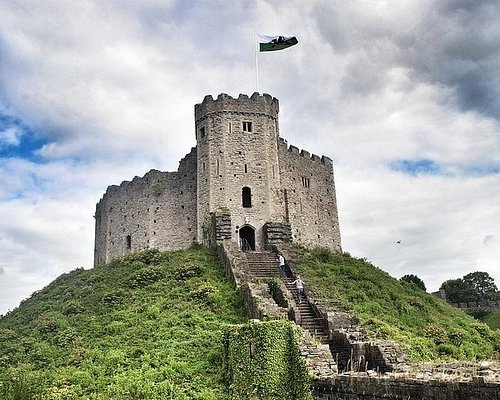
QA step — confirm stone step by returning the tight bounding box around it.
[298,312,317,318]
[301,318,325,325]
[301,318,321,324]
[246,264,279,268]
[251,270,280,274]
[301,320,320,325]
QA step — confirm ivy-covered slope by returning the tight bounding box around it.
[293,247,500,362]
[0,247,247,400]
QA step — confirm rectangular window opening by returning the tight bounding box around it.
[242,121,252,133]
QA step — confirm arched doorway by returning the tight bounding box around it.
[239,225,255,251]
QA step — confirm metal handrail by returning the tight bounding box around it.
[240,238,252,252]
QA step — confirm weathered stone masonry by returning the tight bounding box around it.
[94,150,197,265]
[94,93,342,265]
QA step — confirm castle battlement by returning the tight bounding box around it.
[195,92,279,123]
[98,169,182,204]
[94,93,341,266]
[278,138,333,167]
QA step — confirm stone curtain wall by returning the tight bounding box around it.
[195,93,286,250]
[452,301,500,312]
[277,138,342,251]
[312,375,500,400]
[94,149,197,265]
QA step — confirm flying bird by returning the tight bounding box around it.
[396,240,401,244]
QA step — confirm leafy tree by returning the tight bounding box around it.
[400,274,426,291]
[440,279,472,303]
[440,272,499,303]
[462,272,499,301]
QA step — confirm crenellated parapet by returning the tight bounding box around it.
[277,137,333,167]
[195,92,279,124]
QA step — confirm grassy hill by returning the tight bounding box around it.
[1,245,499,399]
[293,247,500,362]
[0,246,246,399]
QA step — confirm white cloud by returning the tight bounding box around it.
[0,0,499,314]
[0,126,22,148]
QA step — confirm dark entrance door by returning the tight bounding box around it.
[239,226,255,251]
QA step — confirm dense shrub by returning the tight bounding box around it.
[174,264,204,280]
[127,267,165,288]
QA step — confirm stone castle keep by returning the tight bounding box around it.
[94,93,342,265]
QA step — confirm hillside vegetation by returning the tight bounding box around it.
[293,247,500,362]
[481,311,500,331]
[0,247,246,399]
[2,245,499,399]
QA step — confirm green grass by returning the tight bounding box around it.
[0,247,247,399]
[2,244,499,398]
[293,247,500,362]
[481,311,500,331]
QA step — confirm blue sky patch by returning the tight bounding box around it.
[0,112,47,162]
[390,158,500,177]
[390,159,441,176]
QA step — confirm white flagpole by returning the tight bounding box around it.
[254,31,260,93]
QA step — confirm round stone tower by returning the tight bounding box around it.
[194,92,285,250]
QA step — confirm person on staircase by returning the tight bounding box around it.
[291,274,305,303]
[276,253,286,274]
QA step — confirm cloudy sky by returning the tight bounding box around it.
[1,0,499,315]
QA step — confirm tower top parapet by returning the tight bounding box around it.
[195,92,279,123]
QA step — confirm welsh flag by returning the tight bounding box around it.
[258,35,298,52]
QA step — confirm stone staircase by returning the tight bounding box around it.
[244,251,283,278]
[284,277,330,344]
[244,250,330,344]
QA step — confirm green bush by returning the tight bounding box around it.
[175,264,204,280]
[101,290,126,306]
[34,315,59,335]
[437,343,457,357]
[0,370,47,400]
[448,330,465,346]
[423,324,447,345]
[122,248,170,265]
[310,247,334,263]
[127,267,165,288]
[63,301,85,316]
